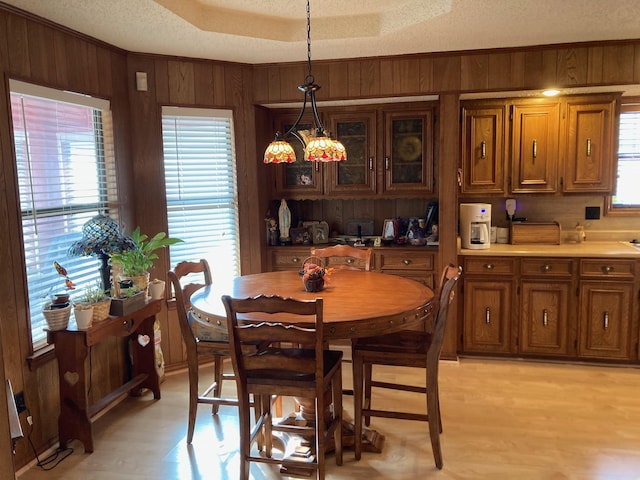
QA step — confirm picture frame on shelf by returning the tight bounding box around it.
[290,227,308,245]
[311,223,329,244]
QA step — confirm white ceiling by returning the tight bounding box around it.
[3,0,640,65]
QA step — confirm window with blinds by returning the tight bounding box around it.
[612,103,640,207]
[10,80,117,349]
[161,107,240,283]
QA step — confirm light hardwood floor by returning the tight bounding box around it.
[17,357,640,480]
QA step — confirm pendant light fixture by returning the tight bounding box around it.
[263,0,346,164]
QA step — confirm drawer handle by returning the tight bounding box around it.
[480,141,486,159]
[485,307,491,324]
[586,138,591,157]
[542,309,548,326]
[345,258,355,265]
[601,265,613,273]
[369,156,374,170]
[385,156,390,170]
[542,264,552,272]
[291,257,301,263]
[532,139,537,159]
[402,259,412,265]
[603,312,609,330]
[483,263,495,270]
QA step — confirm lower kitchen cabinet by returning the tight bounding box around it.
[461,257,516,354]
[463,279,513,354]
[520,280,572,356]
[460,255,640,364]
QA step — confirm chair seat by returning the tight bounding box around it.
[247,349,342,386]
[354,331,432,355]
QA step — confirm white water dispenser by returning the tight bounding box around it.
[460,203,491,249]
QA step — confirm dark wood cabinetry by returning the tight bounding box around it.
[461,257,516,354]
[577,259,636,360]
[460,94,619,196]
[460,104,507,194]
[519,258,574,356]
[562,95,618,193]
[511,100,560,193]
[269,103,435,199]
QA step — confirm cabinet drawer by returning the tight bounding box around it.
[521,258,573,277]
[378,252,434,271]
[579,259,635,278]
[270,249,308,270]
[463,257,516,275]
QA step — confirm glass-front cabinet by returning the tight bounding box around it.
[326,110,377,196]
[384,110,434,195]
[272,111,323,197]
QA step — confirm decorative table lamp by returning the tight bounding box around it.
[68,214,135,294]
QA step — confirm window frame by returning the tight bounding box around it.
[9,79,118,354]
[606,97,640,216]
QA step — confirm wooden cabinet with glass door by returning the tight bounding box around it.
[383,109,435,195]
[272,110,323,197]
[326,110,377,196]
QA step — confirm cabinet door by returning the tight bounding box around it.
[463,279,512,353]
[578,281,633,360]
[326,111,377,196]
[383,110,434,195]
[520,280,572,356]
[460,104,506,194]
[511,101,559,193]
[272,112,324,197]
[562,97,616,193]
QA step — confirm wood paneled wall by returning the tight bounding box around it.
[1,3,639,473]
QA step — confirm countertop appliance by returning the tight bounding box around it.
[460,203,491,250]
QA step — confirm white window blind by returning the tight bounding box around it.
[613,106,640,206]
[10,80,117,348]
[161,107,240,283]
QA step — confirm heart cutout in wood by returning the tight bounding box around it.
[138,334,150,347]
[63,371,79,386]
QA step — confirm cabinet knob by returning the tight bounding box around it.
[291,257,300,263]
[542,264,552,272]
[601,265,613,273]
[345,258,355,265]
[483,263,495,270]
[603,311,609,330]
[485,307,491,324]
[480,141,486,159]
[586,137,592,157]
[385,156,390,170]
[402,259,411,265]
[542,309,548,326]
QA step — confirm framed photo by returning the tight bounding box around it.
[290,227,308,245]
[312,223,329,244]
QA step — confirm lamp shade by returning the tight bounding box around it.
[264,139,296,164]
[68,214,134,257]
[305,136,347,162]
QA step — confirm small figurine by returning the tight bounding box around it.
[278,199,291,243]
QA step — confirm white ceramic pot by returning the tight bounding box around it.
[74,305,94,329]
[149,279,166,300]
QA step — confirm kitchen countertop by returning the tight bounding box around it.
[459,241,640,258]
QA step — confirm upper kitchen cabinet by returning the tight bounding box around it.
[510,99,560,193]
[271,110,324,197]
[561,94,619,194]
[383,109,435,195]
[325,110,377,196]
[268,102,436,199]
[460,103,507,194]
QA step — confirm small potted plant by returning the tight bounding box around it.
[74,281,111,327]
[110,227,182,295]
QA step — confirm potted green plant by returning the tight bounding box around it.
[110,227,183,295]
[75,281,111,324]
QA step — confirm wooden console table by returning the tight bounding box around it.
[47,299,162,453]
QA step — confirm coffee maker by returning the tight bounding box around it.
[460,203,491,250]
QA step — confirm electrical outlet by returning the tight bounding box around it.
[585,206,600,220]
[14,391,26,414]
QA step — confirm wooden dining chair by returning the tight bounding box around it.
[221,294,343,480]
[310,244,372,271]
[168,259,240,444]
[351,264,462,468]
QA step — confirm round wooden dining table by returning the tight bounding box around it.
[190,269,435,341]
[189,269,435,458]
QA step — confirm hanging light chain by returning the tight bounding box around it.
[305,0,313,83]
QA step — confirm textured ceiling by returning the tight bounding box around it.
[2,0,640,65]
